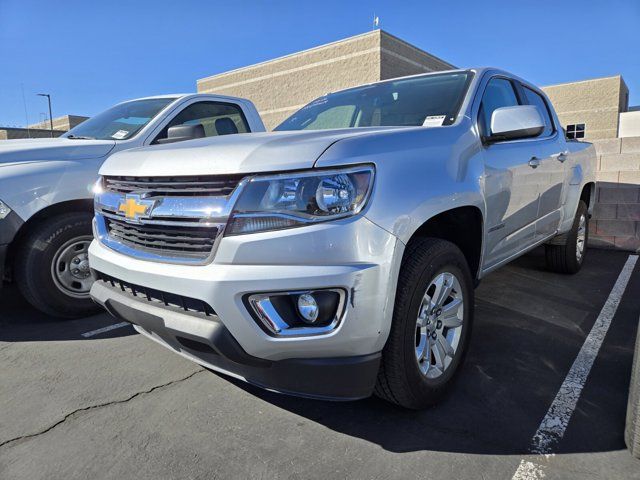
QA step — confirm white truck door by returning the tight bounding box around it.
[519,84,567,240]
[480,77,542,268]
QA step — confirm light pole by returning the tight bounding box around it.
[37,93,54,138]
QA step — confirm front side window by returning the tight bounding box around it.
[566,124,585,139]
[479,78,519,137]
[154,101,249,143]
[275,71,473,131]
[523,86,554,137]
[65,98,176,140]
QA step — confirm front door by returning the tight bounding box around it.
[479,77,542,268]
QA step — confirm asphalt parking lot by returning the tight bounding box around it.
[1,247,639,480]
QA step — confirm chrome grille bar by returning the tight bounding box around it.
[104,175,243,197]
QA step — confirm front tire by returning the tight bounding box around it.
[14,212,99,318]
[545,200,588,274]
[375,238,474,409]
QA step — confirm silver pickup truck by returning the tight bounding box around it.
[0,94,264,317]
[89,68,596,409]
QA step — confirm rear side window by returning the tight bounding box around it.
[523,86,554,137]
[154,101,249,143]
[479,78,519,136]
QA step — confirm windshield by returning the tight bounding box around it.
[64,97,176,140]
[275,71,473,131]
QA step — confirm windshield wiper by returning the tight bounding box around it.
[66,134,96,140]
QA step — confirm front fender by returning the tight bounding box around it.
[0,158,101,221]
[314,122,486,245]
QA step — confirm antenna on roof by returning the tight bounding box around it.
[373,14,380,30]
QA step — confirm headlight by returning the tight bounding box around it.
[0,200,12,220]
[226,166,374,235]
[91,177,104,195]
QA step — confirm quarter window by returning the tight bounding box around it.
[479,78,520,137]
[523,86,554,137]
[566,124,585,139]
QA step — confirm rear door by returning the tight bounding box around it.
[519,84,567,240]
[480,77,543,268]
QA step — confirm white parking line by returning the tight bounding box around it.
[81,321,131,338]
[512,254,638,480]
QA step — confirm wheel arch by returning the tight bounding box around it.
[580,181,596,215]
[6,199,94,278]
[404,205,484,280]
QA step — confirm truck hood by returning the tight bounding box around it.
[99,128,402,177]
[0,138,115,168]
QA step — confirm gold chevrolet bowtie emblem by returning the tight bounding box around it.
[118,195,153,220]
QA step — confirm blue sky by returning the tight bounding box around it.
[1,0,638,127]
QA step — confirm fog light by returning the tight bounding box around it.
[245,289,345,337]
[297,293,319,324]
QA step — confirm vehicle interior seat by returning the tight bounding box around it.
[215,117,239,136]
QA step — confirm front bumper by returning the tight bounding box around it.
[89,215,403,399]
[91,280,380,399]
[0,210,25,284]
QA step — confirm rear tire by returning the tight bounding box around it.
[14,212,99,318]
[375,238,474,409]
[625,321,640,458]
[545,200,588,274]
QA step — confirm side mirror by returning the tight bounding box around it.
[488,105,544,142]
[156,124,205,144]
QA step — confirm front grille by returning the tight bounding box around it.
[105,217,219,260]
[104,175,243,197]
[97,174,242,263]
[95,271,216,317]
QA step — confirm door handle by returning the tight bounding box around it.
[528,157,541,169]
[553,151,569,163]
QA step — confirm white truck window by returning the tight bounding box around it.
[479,78,519,136]
[65,98,176,140]
[522,86,554,137]
[155,101,249,143]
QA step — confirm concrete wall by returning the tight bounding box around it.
[542,76,629,140]
[197,30,453,130]
[0,127,65,140]
[620,111,640,138]
[590,137,640,252]
[379,31,454,80]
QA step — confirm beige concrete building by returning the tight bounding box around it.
[0,127,65,140]
[28,114,88,132]
[197,30,455,129]
[1,114,88,140]
[541,76,630,140]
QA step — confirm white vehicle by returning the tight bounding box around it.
[0,94,264,317]
[89,68,596,408]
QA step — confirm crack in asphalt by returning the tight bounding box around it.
[0,368,204,449]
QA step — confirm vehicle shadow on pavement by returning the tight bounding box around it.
[221,248,639,455]
[0,285,136,342]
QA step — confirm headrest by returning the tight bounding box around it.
[215,118,239,136]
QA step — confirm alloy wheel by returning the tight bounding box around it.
[415,271,465,379]
[576,213,586,262]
